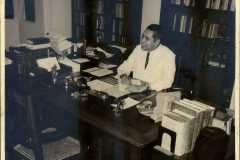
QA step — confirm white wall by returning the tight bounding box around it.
[141,0,162,34]
[5,0,72,47]
[43,0,72,37]
[19,0,45,42]
[5,0,20,49]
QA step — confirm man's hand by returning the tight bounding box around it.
[127,79,149,93]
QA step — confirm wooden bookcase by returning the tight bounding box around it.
[72,0,142,47]
[160,0,235,108]
[72,0,88,42]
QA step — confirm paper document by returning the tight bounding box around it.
[104,86,130,98]
[71,58,90,64]
[99,62,117,69]
[26,43,51,50]
[87,68,113,77]
[52,40,72,52]
[37,57,60,72]
[110,45,127,53]
[83,67,101,73]
[122,97,139,110]
[87,79,114,92]
[95,47,113,58]
[5,57,13,65]
[58,58,80,72]
[86,50,98,58]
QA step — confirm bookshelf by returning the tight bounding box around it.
[160,0,235,108]
[72,0,142,47]
[72,0,87,42]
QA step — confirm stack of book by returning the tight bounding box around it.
[205,0,235,11]
[159,99,215,156]
[26,37,51,50]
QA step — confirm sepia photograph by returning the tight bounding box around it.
[2,0,238,160]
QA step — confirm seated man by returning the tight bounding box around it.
[117,24,176,92]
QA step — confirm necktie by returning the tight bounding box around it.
[145,52,150,69]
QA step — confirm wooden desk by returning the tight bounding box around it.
[36,82,160,160]
[6,66,160,160]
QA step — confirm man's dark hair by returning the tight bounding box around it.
[146,24,162,40]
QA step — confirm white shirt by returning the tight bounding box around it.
[117,44,176,91]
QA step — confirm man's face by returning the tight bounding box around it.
[140,29,160,51]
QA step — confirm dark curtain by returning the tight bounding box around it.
[5,0,14,19]
[24,0,35,22]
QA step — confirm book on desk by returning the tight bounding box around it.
[156,98,216,157]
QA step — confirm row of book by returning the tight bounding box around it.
[171,0,195,6]
[96,16,104,30]
[72,0,85,10]
[161,98,215,156]
[201,20,225,39]
[95,31,104,43]
[112,19,124,35]
[170,0,235,11]
[74,13,85,26]
[172,14,194,34]
[112,35,128,45]
[205,0,235,11]
[74,25,85,40]
[95,0,104,14]
[115,3,125,18]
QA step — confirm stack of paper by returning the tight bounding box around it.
[71,58,90,64]
[83,67,113,77]
[90,69,113,77]
[26,43,51,50]
[122,97,139,110]
[110,45,127,53]
[5,57,13,65]
[83,67,101,73]
[58,57,80,72]
[95,47,113,58]
[87,79,114,92]
[104,86,130,98]
[98,62,117,69]
[37,57,60,72]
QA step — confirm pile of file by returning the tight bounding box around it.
[26,37,51,50]
[160,98,215,156]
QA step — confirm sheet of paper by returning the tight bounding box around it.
[90,68,113,77]
[86,51,100,59]
[5,57,13,65]
[99,62,117,69]
[110,45,127,53]
[122,97,139,109]
[26,43,51,50]
[58,58,80,72]
[104,86,129,98]
[37,57,60,72]
[87,79,114,92]
[71,58,90,64]
[95,47,113,58]
[83,67,101,73]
